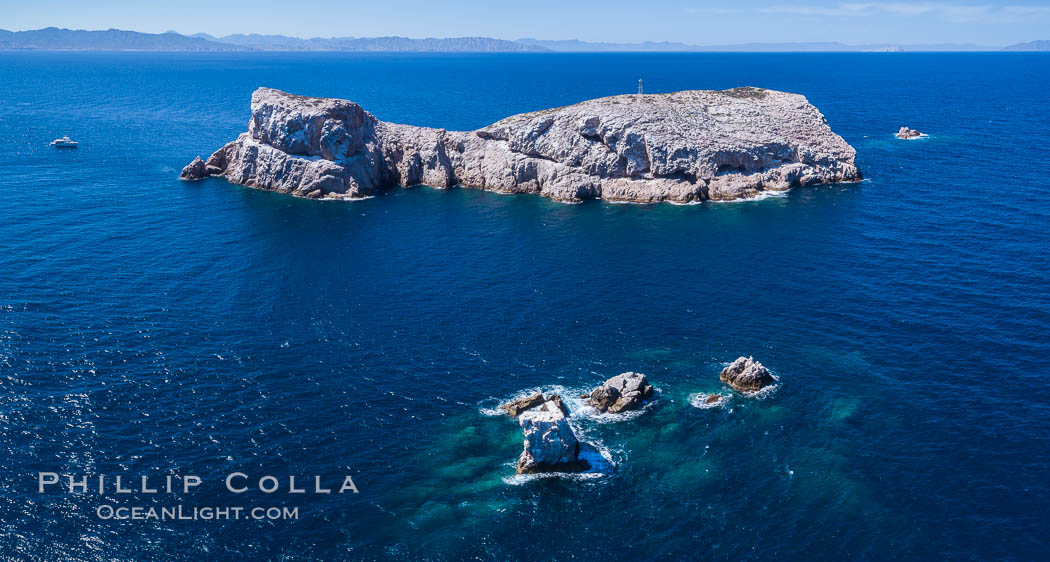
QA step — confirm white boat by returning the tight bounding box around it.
[50,136,78,148]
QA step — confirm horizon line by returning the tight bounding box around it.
[2,26,1042,50]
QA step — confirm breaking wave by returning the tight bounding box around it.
[481,383,658,424]
[689,392,731,409]
[501,440,617,485]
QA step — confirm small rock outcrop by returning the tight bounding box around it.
[546,394,570,416]
[586,372,655,413]
[719,356,775,392]
[896,126,924,139]
[516,400,589,474]
[690,392,730,409]
[500,392,570,417]
[499,392,545,417]
[179,156,207,180]
[182,87,861,203]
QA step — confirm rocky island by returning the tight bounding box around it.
[516,400,590,474]
[585,372,655,413]
[720,356,776,392]
[896,126,925,139]
[181,87,860,203]
[497,393,588,474]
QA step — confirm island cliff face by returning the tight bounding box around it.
[182,87,860,203]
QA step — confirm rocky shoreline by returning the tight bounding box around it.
[181,87,861,203]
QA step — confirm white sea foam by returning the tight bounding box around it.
[710,360,781,399]
[321,193,375,202]
[742,383,780,400]
[565,383,660,424]
[479,384,586,418]
[485,383,631,484]
[502,470,602,484]
[575,397,657,424]
[711,189,791,203]
[478,386,547,417]
[501,440,617,485]
[689,392,731,409]
[482,383,658,423]
[607,198,700,206]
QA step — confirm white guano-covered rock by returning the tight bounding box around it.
[720,356,776,392]
[516,402,589,474]
[586,372,655,413]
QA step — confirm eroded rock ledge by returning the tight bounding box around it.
[182,86,861,203]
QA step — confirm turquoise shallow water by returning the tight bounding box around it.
[1,52,1049,560]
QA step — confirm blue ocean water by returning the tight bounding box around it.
[1,51,1049,560]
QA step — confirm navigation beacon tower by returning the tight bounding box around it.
[638,79,643,95]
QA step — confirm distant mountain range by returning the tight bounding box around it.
[1,27,1047,53]
[1001,40,1050,51]
[515,38,996,52]
[191,33,540,52]
[0,28,540,52]
[0,27,244,51]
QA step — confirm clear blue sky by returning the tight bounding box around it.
[3,0,1049,46]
